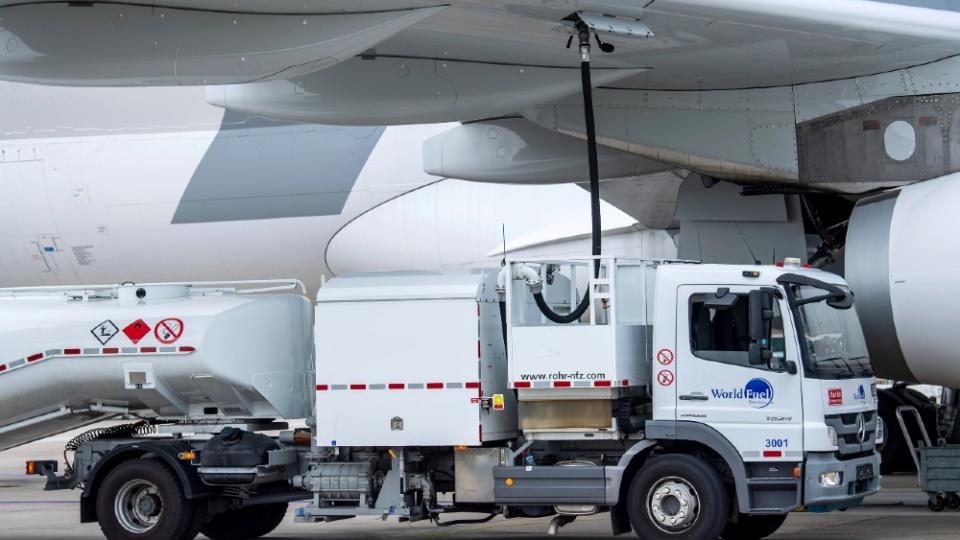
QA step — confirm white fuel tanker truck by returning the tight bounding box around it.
[2,257,880,540]
[846,173,960,475]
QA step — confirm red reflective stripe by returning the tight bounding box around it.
[102,348,119,354]
[553,381,571,388]
[349,384,366,390]
[622,379,630,387]
[513,381,531,389]
[64,348,81,355]
[763,450,783,458]
[140,347,157,353]
[388,383,405,390]
[316,384,329,391]
[593,380,612,387]
[27,353,43,362]
[0,364,6,372]
[465,382,480,389]
[179,346,195,353]
[427,382,444,390]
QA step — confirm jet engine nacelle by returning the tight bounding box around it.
[846,173,960,388]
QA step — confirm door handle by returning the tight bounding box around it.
[679,395,709,401]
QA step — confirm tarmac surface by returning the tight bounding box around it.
[1,431,958,540]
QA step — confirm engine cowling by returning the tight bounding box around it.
[846,173,960,388]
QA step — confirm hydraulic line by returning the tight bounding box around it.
[530,19,602,324]
[63,420,154,482]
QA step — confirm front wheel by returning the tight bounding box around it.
[722,513,787,539]
[201,502,288,540]
[626,454,730,540]
[95,458,205,540]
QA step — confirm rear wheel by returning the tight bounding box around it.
[201,502,289,540]
[96,458,205,540]
[626,454,730,540]
[721,513,787,539]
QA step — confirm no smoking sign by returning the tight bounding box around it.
[656,348,675,366]
[657,370,675,387]
[155,318,184,344]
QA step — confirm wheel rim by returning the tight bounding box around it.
[114,478,163,534]
[646,476,700,534]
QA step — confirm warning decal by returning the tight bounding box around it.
[155,318,184,345]
[657,370,675,387]
[656,348,675,366]
[123,319,151,345]
[90,320,119,345]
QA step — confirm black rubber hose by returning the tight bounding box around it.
[530,23,601,325]
[534,290,590,324]
[580,26,602,264]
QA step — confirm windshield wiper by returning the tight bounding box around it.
[814,356,856,378]
[847,355,875,376]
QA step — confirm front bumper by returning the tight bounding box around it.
[803,451,881,510]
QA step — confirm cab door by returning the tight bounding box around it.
[674,285,804,463]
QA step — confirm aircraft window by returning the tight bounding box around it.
[689,293,782,369]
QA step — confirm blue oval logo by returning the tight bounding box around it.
[745,378,774,409]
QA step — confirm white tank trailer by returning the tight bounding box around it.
[0,280,313,451]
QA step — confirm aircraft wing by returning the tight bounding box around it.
[3,1,960,93]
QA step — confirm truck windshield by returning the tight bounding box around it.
[793,285,874,379]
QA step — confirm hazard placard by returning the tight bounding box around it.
[91,320,119,345]
[656,348,675,366]
[155,318,184,345]
[123,319,150,344]
[657,370,675,387]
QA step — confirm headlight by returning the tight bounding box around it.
[827,426,839,447]
[876,417,885,445]
[818,471,843,487]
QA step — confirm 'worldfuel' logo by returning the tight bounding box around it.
[710,378,775,409]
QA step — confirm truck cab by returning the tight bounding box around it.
[653,262,880,516]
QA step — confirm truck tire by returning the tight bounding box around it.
[721,513,787,539]
[201,502,288,540]
[96,458,205,540]
[626,454,730,540]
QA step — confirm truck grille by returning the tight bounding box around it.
[825,411,877,456]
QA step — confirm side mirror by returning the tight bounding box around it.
[748,290,774,367]
[748,290,773,341]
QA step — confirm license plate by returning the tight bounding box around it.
[856,463,875,481]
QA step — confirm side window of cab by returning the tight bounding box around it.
[689,290,784,370]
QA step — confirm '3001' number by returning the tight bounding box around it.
[765,438,788,448]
